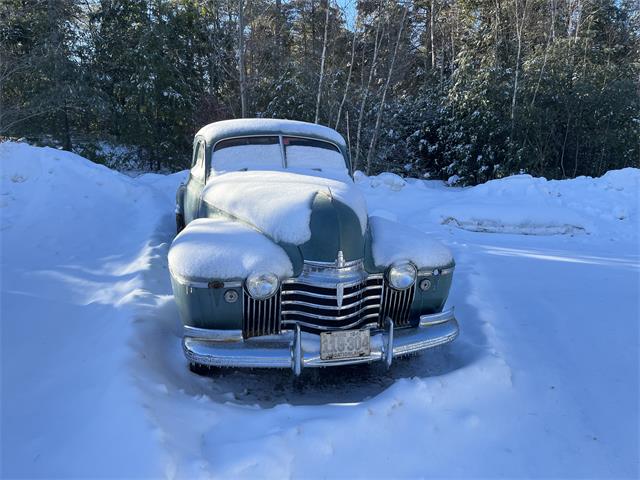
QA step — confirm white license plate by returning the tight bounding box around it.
[320,329,371,361]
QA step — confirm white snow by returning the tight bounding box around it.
[369,216,454,268]
[2,142,638,478]
[202,170,368,244]
[355,170,407,191]
[359,170,639,237]
[196,118,346,147]
[168,217,293,280]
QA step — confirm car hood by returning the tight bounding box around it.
[202,171,368,263]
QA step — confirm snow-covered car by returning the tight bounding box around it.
[170,119,458,375]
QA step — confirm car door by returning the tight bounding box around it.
[184,138,206,224]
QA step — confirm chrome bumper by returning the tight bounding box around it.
[182,308,458,375]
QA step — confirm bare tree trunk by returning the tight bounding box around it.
[238,0,248,117]
[549,0,556,41]
[365,8,408,175]
[510,0,527,134]
[353,11,383,172]
[62,100,72,151]
[314,0,331,124]
[275,0,284,63]
[335,22,358,129]
[531,5,555,108]
[345,109,351,164]
[494,0,501,66]
[430,0,436,70]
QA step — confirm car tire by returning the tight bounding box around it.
[176,212,185,234]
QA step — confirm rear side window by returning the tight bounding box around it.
[212,136,282,172]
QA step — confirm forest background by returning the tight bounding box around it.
[1,0,638,183]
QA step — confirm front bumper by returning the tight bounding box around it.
[182,308,458,375]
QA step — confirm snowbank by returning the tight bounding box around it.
[168,217,293,280]
[202,171,368,244]
[2,142,638,479]
[1,142,170,477]
[369,216,454,268]
[359,171,640,238]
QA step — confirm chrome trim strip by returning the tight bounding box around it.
[303,258,364,269]
[280,284,381,300]
[183,325,243,341]
[280,295,381,310]
[418,267,455,277]
[384,317,394,368]
[281,313,380,331]
[419,307,455,326]
[282,277,366,288]
[292,324,302,376]
[281,303,379,322]
[171,272,243,289]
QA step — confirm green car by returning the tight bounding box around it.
[171,119,458,375]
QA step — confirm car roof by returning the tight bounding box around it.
[195,119,347,149]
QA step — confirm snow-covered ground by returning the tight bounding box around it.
[1,142,638,478]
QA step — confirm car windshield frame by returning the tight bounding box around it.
[210,134,347,174]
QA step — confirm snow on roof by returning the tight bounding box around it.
[369,216,454,269]
[168,217,293,281]
[195,119,346,147]
[202,171,367,245]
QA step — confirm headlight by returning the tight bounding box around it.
[245,272,279,299]
[388,261,417,290]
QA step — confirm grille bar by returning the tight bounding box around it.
[281,295,381,310]
[243,290,281,339]
[379,282,415,328]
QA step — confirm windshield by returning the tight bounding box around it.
[212,136,281,172]
[282,137,346,172]
[211,135,347,174]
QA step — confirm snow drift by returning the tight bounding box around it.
[2,142,638,478]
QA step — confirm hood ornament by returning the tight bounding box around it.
[336,250,345,268]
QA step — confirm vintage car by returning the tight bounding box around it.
[170,119,458,375]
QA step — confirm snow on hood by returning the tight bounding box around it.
[369,216,454,269]
[169,217,293,280]
[202,171,368,245]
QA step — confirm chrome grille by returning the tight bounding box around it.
[242,259,417,337]
[242,289,281,339]
[379,282,416,328]
[281,275,383,331]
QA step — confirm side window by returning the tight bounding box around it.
[191,140,206,181]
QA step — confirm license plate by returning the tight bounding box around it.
[320,329,371,361]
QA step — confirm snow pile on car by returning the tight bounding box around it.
[202,170,368,244]
[169,217,293,280]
